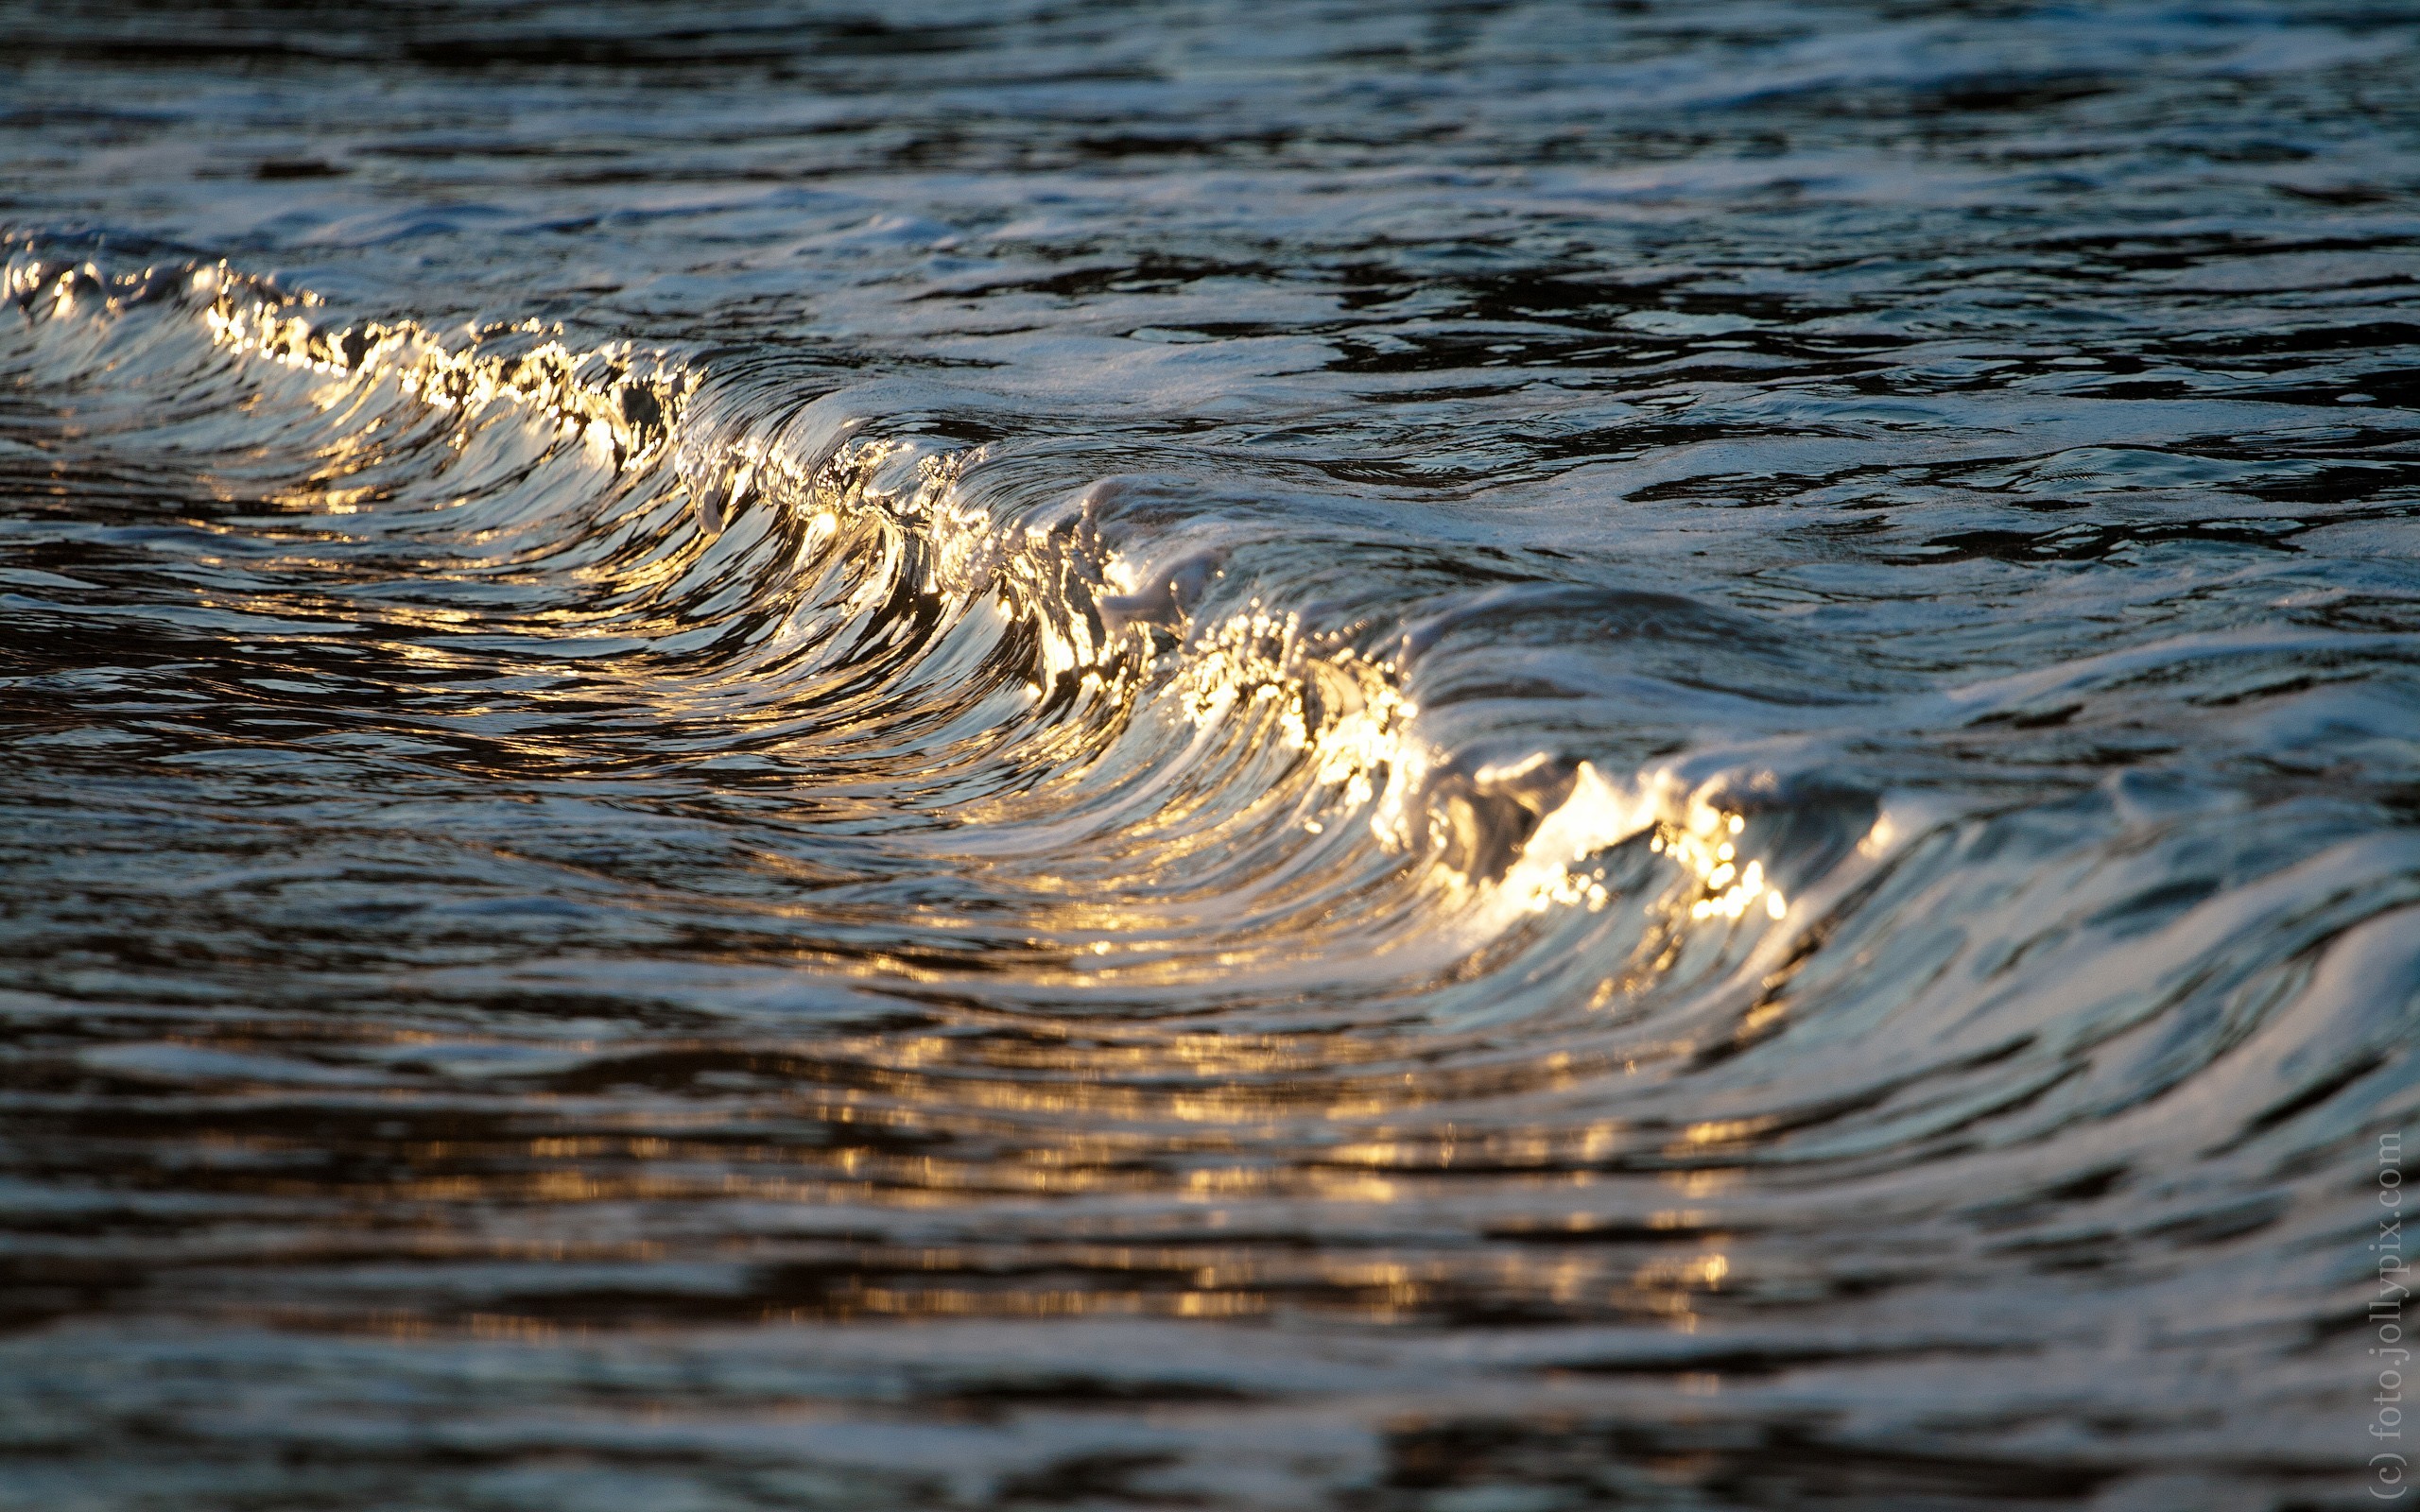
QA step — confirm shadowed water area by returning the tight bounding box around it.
[3,2,2420,1507]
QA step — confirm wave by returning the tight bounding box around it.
[5,236,2414,1494]
[5,242,1811,984]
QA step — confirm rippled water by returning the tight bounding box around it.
[4,4,2420,1507]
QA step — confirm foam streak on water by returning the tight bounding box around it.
[4,4,2420,1507]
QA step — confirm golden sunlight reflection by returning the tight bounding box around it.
[159,260,1800,994]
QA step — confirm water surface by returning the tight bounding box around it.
[5,3,2420,1507]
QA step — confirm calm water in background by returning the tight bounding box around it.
[4,4,2420,1507]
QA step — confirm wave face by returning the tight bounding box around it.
[5,4,2420,1507]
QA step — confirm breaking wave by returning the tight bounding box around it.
[7,232,2418,1506]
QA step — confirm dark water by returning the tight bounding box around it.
[5,4,2420,1507]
